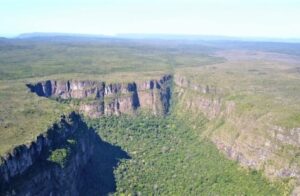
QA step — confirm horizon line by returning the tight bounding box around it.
[1,32,300,43]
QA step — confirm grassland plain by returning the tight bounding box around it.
[0,37,300,194]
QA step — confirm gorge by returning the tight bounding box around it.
[0,73,298,195]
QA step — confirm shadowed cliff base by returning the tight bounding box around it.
[79,137,131,195]
[0,113,130,196]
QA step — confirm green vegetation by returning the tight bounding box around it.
[47,135,78,168]
[48,148,71,168]
[87,113,290,195]
[173,57,300,177]
[0,38,300,194]
[0,80,72,155]
[0,39,222,80]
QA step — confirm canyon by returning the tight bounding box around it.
[174,74,300,195]
[0,75,173,195]
[0,73,299,195]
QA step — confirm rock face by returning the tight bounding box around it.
[0,112,105,195]
[174,74,300,192]
[27,75,172,117]
[174,75,217,95]
[270,126,300,147]
[174,75,221,120]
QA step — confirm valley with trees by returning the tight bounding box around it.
[0,36,299,195]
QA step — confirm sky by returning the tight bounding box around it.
[0,0,299,38]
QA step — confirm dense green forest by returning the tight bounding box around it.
[87,113,288,195]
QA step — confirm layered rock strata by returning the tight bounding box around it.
[27,75,172,117]
[174,74,300,193]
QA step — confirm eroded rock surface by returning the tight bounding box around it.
[174,74,300,192]
[27,75,172,117]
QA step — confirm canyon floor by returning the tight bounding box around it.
[0,37,299,195]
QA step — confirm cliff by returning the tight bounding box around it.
[0,112,128,195]
[27,75,172,117]
[174,74,221,120]
[174,74,300,192]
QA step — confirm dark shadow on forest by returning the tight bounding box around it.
[79,130,130,196]
[0,113,130,196]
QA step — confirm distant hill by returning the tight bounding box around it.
[18,32,110,39]
[16,32,300,43]
[117,33,300,43]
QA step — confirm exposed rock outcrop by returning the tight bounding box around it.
[174,75,217,95]
[174,74,300,192]
[174,74,221,120]
[0,112,128,195]
[27,75,172,117]
[270,126,300,147]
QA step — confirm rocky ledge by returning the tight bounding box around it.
[174,74,300,193]
[27,75,172,117]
